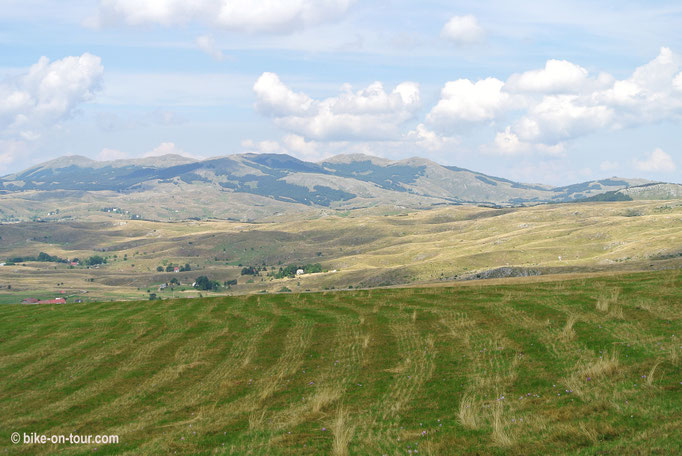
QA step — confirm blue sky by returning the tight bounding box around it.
[0,0,681,184]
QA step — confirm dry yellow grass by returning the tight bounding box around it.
[646,360,662,387]
[458,394,480,429]
[491,400,512,447]
[560,315,577,342]
[596,287,621,312]
[2,200,682,302]
[311,388,342,414]
[329,407,355,456]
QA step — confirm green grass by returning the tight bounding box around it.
[0,270,680,455]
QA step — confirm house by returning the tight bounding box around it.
[22,298,39,304]
[296,269,305,275]
[159,283,168,291]
[0,262,6,267]
[38,298,66,304]
[174,266,180,273]
[70,261,79,266]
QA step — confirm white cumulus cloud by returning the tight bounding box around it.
[406,124,458,151]
[633,148,677,172]
[427,78,509,126]
[253,72,421,141]
[440,15,484,45]
[91,0,354,34]
[0,53,103,140]
[506,59,602,94]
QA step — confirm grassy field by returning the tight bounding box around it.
[0,270,680,455]
[0,200,681,302]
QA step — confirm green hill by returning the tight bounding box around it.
[1,270,680,455]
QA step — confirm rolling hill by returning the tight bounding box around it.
[0,153,657,222]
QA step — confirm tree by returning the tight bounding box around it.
[156,266,164,272]
[84,255,105,266]
[194,276,218,291]
[241,266,258,276]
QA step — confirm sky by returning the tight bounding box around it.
[0,0,681,185]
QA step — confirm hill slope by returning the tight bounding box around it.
[0,271,679,454]
[0,153,656,221]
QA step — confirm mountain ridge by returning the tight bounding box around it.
[0,152,672,222]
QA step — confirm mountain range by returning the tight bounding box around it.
[0,153,675,222]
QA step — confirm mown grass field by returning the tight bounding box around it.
[1,270,680,455]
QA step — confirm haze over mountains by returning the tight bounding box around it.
[0,153,671,222]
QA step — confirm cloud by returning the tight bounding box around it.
[0,140,27,172]
[90,0,354,34]
[241,135,331,161]
[97,148,129,161]
[513,94,614,144]
[600,160,620,171]
[406,124,458,151]
[143,141,198,159]
[440,15,484,45]
[506,59,610,94]
[282,134,320,159]
[427,77,509,126]
[674,72,682,91]
[196,35,225,61]
[489,47,682,153]
[491,127,528,155]
[633,148,677,172]
[0,53,103,140]
[425,47,682,154]
[240,138,283,154]
[253,72,420,141]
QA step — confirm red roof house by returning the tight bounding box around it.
[38,298,66,304]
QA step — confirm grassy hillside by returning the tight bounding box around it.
[0,200,681,302]
[0,153,655,223]
[0,271,680,455]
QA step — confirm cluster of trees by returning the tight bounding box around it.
[156,263,191,272]
[4,252,107,266]
[240,265,266,276]
[193,276,220,291]
[6,252,68,264]
[274,263,323,279]
[238,263,325,279]
[84,255,106,266]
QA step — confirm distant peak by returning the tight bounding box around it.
[38,155,96,169]
[321,153,393,166]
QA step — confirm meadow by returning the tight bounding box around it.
[1,200,681,302]
[0,270,680,455]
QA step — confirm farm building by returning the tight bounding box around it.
[38,298,66,304]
